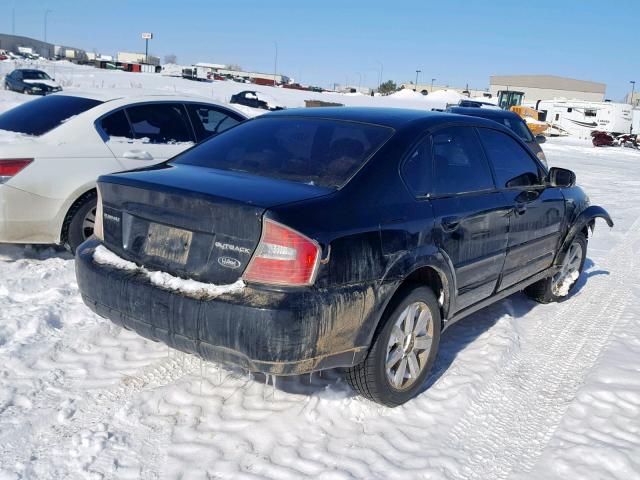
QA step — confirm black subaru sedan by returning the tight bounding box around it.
[76,108,612,406]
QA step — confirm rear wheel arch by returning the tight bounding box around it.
[369,263,451,347]
[403,265,450,324]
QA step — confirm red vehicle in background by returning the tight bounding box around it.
[591,130,615,147]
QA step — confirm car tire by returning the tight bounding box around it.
[64,192,98,254]
[345,285,441,407]
[524,233,587,304]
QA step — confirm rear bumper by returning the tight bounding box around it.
[0,184,64,244]
[76,239,372,375]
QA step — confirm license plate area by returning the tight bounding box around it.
[144,223,193,265]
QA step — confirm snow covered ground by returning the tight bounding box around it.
[1,61,639,480]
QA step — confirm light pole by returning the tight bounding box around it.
[44,9,52,43]
[356,72,362,93]
[431,78,436,93]
[630,80,636,106]
[414,69,421,91]
[273,42,278,86]
[376,61,383,90]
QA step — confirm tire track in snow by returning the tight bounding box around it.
[0,351,201,479]
[446,219,639,480]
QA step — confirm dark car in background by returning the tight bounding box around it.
[447,106,548,165]
[4,69,62,95]
[230,90,284,111]
[75,108,612,406]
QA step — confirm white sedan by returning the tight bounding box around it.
[0,92,246,251]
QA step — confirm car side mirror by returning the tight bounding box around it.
[535,134,546,144]
[547,167,576,188]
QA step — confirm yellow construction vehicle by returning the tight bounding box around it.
[497,90,550,135]
[510,105,550,135]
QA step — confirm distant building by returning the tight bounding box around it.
[0,33,54,58]
[490,75,606,102]
[54,45,88,62]
[117,51,160,66]
[400,83,490,98]
[194,62,291,85]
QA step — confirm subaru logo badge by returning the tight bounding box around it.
[218,256,241,269]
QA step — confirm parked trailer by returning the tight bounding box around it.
[537,99,632,138]
[252,77,276,86]
[181,66,209,81]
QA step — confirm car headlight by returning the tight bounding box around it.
[94,187,104,241]
[31,86,43,91]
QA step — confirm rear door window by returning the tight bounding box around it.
[125,103,194,144]
[477,128,542,188]
[432,126,495,195]
[502,117,533,142]
[172,117,394,189]
[0,95,102,136]
[99,110,133,140]
[185,104,242,141]
[401,137,432,196]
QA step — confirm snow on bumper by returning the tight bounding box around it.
[76,239,372,375]
[93,244,245,300]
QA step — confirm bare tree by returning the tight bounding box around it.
[226,64,243,71]
[164,54,177,64]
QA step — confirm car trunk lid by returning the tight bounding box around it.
[97,163,332,284]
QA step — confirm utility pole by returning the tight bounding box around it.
[376,61,383,90]
[44,9,52,42]
[273,42,278,86]
[431,78,436,93]
[630,80,636,134]
[12,7,15,35]
[414,69,421,91]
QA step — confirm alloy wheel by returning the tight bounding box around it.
[385,301,433,390]
[81,206,97,240]
[551,241,583,296]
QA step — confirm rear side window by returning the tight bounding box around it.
[401,137,432,196]
[100,110,133,139]
[477,128,542,188]
[125,103,193,144]
[502,117,534,142]
[0,95,102,136]
[173,117,393,189]
[432,127,494,195]
[186,104,242,141]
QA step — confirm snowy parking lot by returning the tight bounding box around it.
[1,62,639,479]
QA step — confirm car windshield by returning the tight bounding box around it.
[172,117,394,189]
[22,71,51,80]
[0,95,102,136]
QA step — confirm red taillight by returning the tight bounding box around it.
[0,159,33,184]
[243,218,321,286]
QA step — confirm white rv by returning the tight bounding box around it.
[537,100,632,138]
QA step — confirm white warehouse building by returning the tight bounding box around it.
[490,75,606,103]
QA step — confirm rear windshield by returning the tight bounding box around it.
[0,95,102,136]
[172,117,393,189]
